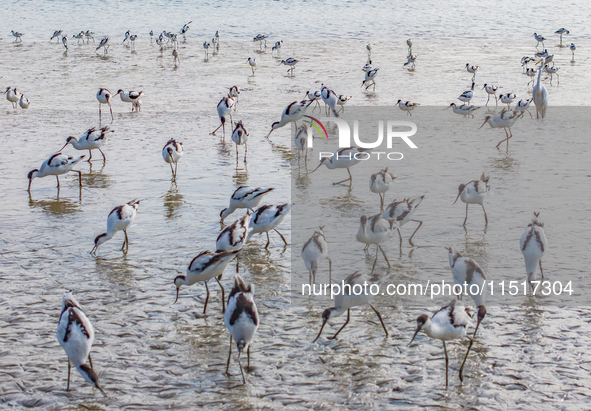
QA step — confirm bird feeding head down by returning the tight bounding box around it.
[173,274,187,304]
[312,307,339,342]
[309,157,331,174]
[409,314,429,344]
[27,169,39,191]
[478,116,493,130]
[474,306,487,335]
[453,184,467,205]
[91,233,108,254]
[78,364,107,396]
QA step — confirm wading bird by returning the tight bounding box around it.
[91,199,140,254]
[57,291,106,396]
[266,100,312,138]
[162,138,183,179]
[409,299,474,388]
[61,126,113,162]
[369,167,396,212]
[520,212,548,290]
[310,147,372,185]
[452,173,490,226]
[173,250,239,313]
[27,153,85,191]
[247,203,291,248]
[231,121,249,161]
[224,275,259,384]
[96,88,114,122]
[220,187,274,222]
[555,28,569,46]
[382,195,425,248]
[302,226,331,284]
[211,96,236,138]
[356,214,395,270]
[313,272,388,342]
[479,109,522,149]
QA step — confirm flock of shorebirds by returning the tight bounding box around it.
[5,24,568,395]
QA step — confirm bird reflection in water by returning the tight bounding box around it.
[28,190,81,216]
[83,162,112,189]
[163,182,184,219]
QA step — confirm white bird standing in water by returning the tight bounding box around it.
[114,90,143,110]
[458,82,475,103]
[50,30,63,43]
[224,275,259,384]
[498,93,516,109]
[446,103,479,118]
[220,187,274,223]
[27,153,85,191]
[446,246,487,337]
[320,84,339,117]
[4,87,20,108]
[95,37,109,55]
[266,100,312,138]
[211,96,236,138]
[247,57,257,74]
[382,195,425,248]
[520,212,548,290]
[362,68,379,91]
[231,121,249,161]
[18,94,30,109]
[162,138,184,179]
[280,58,299,75]
[479,109,522,149]
[61,126,113,162]
[301,226,331,284]
[294,124,309,162]
[172,49,180,66]
[247,203,292,248]
[533,33,546,48]
[356,214,395,270]
[369,167,396,211]
[173,249,240,313]
[409,300,473,388]
[91,199,140,254]
[514,99,533,118]
[96,88,114,123]
[396,100,420,116]
[310,147,372,185]
[313,272,388,342]
[57,291,106,396]
[570,43,576,60]
[555,28,569,46]
[465,63,478,80]
[482,84,499,106]
[452,173,490,226]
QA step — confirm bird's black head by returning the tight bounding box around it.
[478,306,487,322]
[322,307,334,321]
[27,169,38,180]
[116,89,124,94]
[94,233,107,245]
[416,314,429,327]
[458,183,466,194]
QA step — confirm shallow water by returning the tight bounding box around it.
[2,1,591,409]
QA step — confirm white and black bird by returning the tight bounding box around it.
[570,43,576,60]
[479,109,523,149]
[211,96,236,138]
[61,126,113,162]
[18,94,30,109]
[445,103,479,118]
[114,90,143,110]
[555,28,569,46]
[180,21,192,39]
[11,30,24,42]
[172,48,180,66]
[465,63,478,80]
[396,100,420,116]
[382,195,425,248]
[203,41,211,57]
[306,90,322,112]
[231,121,249,161]
[514,99,533,118]
[224,275,259,384]
[50,30,63,43]
[216,212,252,253]
[57,291,106,396]
[533,32,546,48]
[91,199,140,254]
[95,37,109,54]
[310,147,372,185]
[313,272,388,342]
[337,95,351,113]
[266,100,313,138]
[27,153,85,191]
[409,299,474,388]
[162,138,184,179]
[452,173,490,226]
[356,214,395,270]
[253,34,268,48]
[4,86,20,108]
[369,167,396,211]
[498,93,516,109]
[362,68,379,91]
[173,250,240,313]
[482,84,499,106]
[458,82,475,103]
[280,58,299,75]
[302,226,331,284]
[122,30,131,45]
[404,55,417,69]
[96,88,114,122]
[446,246,487,336]
[320,84,339,117]
[220,187,274,223]
[271,40,282,55]
[246,203,292,248]
[247,57,257,74]
[62,35,68,50]
[520,212,548,290]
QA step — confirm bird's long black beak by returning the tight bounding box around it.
[313,318,328,343]
[452,192,461,205]
[173,287,180,304]
[309,163,323,175]
[409,324,422,345]
[478,119,488,130]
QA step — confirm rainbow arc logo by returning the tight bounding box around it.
[302,115,328,139]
